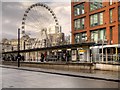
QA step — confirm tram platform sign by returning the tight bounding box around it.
[79,50,86,52]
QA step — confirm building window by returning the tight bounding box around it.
[75,32,87,43]
[90,12,103,27]
[99,29,105,40]
[74,4,84,16]
[110,9,113,23]
[73,0,82,2]
[109,0,113,5]
[99,12,103,25]
[119,7,120,21]
[118,25,120,44]
[74,18,85,30]
[81,33,87,42]
[90,0,103,11]
[110,27,113,42]
[91,30,98,42]
[91,29,106,42]
[75,33,80,43]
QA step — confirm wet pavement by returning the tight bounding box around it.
[1,66,119,88]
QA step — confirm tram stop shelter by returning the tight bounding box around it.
[2,42,96,62]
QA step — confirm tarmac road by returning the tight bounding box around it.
[1,67,119,88]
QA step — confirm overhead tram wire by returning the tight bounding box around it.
[35,6,52,28]
[33,6,48,29]
[25,14,41,29]
[24,14,42,31]
[22,19,41,34]
[22,7,41,32]
[33,4,53,29]
[36,3,59,26]
[30,8,44,29]
[24,23,41,32]
[29,5,51,30]
[26,8,43,30]
[23,14,42,33]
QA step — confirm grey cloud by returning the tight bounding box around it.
[2,2,25,24]
[2,2,71,39]
[0,2,2,41]
[2,0,71,2]
[2,2,26,39]
[2,32,17,39]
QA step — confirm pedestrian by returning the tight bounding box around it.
[44,52,47,61]
[41,53,44,62]
[17,54,21,61]
[21,56,25,61]
[57,53,60,61]
[11,55,14,61]
[61,53,63,61]
[67,52,70,62]
[65,51,69,62]
[15,56,17,61]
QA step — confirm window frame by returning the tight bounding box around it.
[119,7,120,21]
[90,0,103,12]
[109,9,113,23]
[90,12,103,27]
[74,3,85,16]
[109,0,113,5]
[90,29,106,42]
[74,32,87,43]
[74,17,85,30]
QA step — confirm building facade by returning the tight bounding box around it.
[2,35,36,52]
[71,0,120,62]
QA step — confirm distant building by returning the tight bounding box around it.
[64,35,71,45]
[2,38,12,52]
[2,35,35,52]
[48,33,65,46]
[47,25,62,34]
[31,25,64,48]
[2,32,65,52]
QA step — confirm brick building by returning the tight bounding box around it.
[71,0,120,62]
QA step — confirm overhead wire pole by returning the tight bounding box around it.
[18,28,20,67]
[102,36,105,63]
[102,40,104,62]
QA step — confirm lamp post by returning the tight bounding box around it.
[18,28,20,67]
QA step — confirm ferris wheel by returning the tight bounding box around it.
[21,3,61,48]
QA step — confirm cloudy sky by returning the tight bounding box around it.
[1,0,71,40]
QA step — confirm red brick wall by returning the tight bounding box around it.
[71,2,119,45]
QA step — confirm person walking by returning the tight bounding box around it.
[44,52,47,62]
[21,55,25,61]
[41,53,44,62]
[65,51,70,63]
